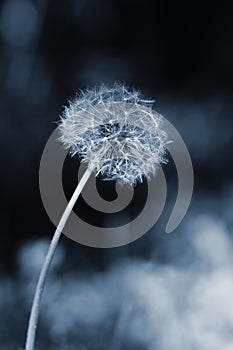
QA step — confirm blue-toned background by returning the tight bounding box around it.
[0,1,233,349]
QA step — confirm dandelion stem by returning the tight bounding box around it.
[25,166,93,350]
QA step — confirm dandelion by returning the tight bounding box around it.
[59,83,168,185]
[25,83,168,350]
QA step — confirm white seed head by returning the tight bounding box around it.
[58,84,168,186]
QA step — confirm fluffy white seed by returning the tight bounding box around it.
[58,84,168,186]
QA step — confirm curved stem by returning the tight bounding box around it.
[25,166,93,350]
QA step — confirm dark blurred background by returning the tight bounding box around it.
[0,1,233,349]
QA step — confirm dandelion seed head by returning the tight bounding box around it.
[58,83,168,186]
